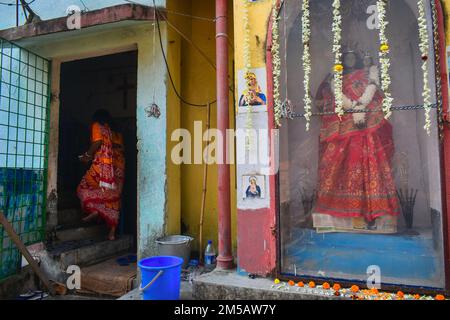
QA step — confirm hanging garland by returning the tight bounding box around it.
[331,0,344,117]
[377,0,393,119]
[271,0,282,127]
[302,0,312,130]
[417,0,432,134]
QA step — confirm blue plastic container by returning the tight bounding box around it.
[138,256,183,300]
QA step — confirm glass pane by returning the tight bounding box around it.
[278,0,446,289]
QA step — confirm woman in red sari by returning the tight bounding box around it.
[312,52,400,234]
[77,110,125,240]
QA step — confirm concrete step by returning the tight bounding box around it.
[58,208,83,226]
[55,223,108,243]
[35,235,134,284]
[193,269,347,300]
[50,235,133,270]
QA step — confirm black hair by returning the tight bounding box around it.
[92,109,119,132]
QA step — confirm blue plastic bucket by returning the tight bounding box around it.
[138,256,183,300]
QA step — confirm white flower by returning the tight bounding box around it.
[418,0,432,134]
[271,0,282,127]
[332,0,344,117]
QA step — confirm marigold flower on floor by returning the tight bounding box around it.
[350,285,359,293]
[308,281,316,288]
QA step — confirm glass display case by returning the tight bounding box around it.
[276,0,446,289]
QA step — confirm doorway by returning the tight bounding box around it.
[57,51,138,240]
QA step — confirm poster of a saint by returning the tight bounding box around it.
[237,68,267,113]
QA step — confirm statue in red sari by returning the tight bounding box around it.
[312,52,400,234]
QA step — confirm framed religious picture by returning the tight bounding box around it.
[242,174,266,200]
[237,67,268,113]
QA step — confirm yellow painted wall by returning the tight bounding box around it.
[443,0,450,44]
[167,0,237,254]
[233,0,272,70]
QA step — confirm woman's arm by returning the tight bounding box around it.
[80,140,102,163]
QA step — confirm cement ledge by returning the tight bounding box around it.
[192,269,348,300]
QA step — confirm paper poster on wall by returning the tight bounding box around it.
[237,67,267,113]
[242,174,266,199]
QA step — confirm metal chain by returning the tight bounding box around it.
[282,102,437,119]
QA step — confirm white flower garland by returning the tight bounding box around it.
[331,0,344,117]
[271,0,282,127]
[377,0,393,119]
[242,0,254,149]
[417,0,432,134]
[302,0,312,130]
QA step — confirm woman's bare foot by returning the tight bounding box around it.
[82,212,99,223]
[108,227,116,241]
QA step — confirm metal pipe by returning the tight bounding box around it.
[215,0,233,269]
[16,0,19,26]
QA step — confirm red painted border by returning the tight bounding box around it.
[435,0,450,292]
[266,0,279,276]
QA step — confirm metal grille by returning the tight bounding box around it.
[0,38,50,280]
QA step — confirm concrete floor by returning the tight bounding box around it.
[118,280,194,300]
[192,269,347,300]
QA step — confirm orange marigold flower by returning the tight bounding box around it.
[322,282,331,290]
[350,285,360,293]
[413,294,421,300]
[297,281,305,287]
[435,295,445,301]
[288,280,295,287]
[397,291,404,299]
[308,281,316,288]
[333,284,341,291]
[370,288,379,295]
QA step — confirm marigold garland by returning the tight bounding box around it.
[331,0,344,117]
[301,0,312,130]
[271,0,282,127]
[377,0,394,119]
[418,0,432,135]
[274,279,446,300]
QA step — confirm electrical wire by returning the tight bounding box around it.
[79,0,89,11]
[125,0,235,108]
[0,0,35,6]
[154,0,215,107]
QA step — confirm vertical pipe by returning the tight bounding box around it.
[216,0,233,269]
[16,0,19,26]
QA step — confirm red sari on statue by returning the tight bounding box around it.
[312,68,400,234]
[77,122,125,228]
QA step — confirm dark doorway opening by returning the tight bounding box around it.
[58,51,138,241]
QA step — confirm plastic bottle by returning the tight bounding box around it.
[204,240,216,270]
